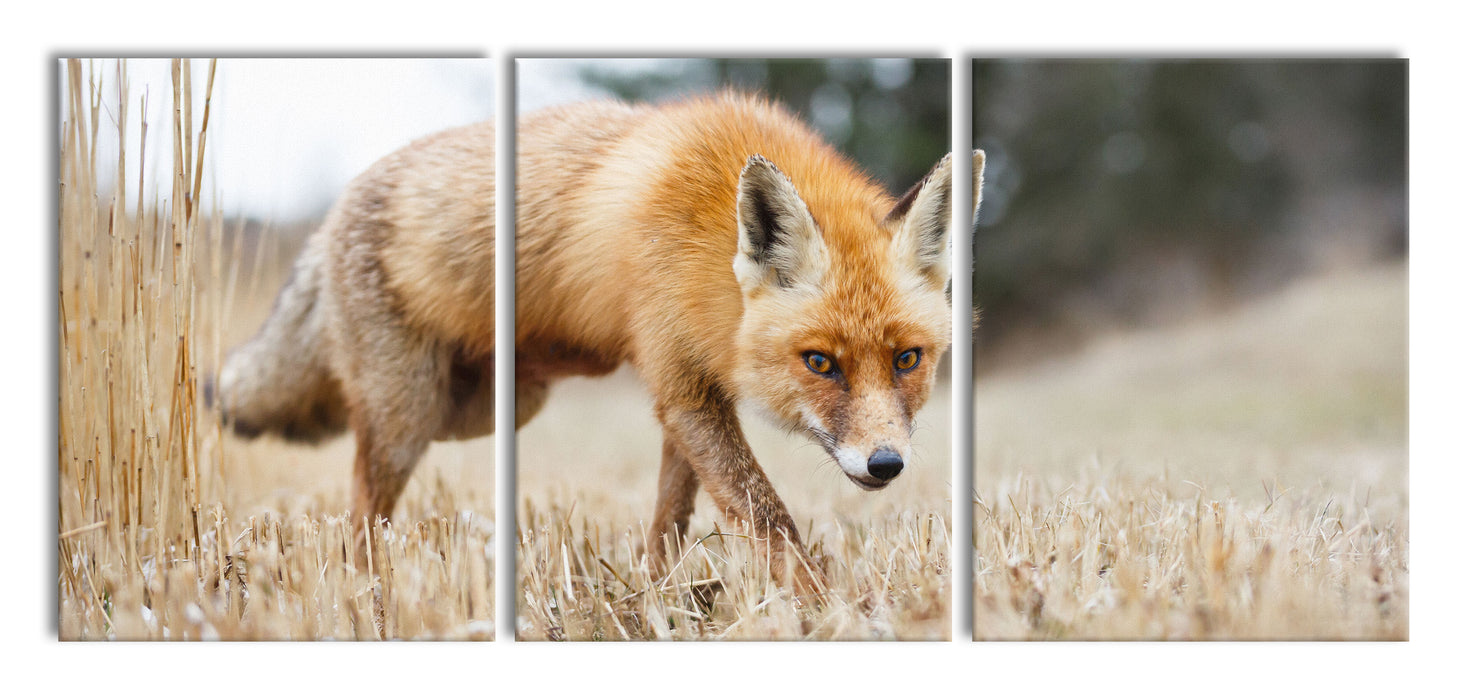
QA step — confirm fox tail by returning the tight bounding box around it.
[210,234,347,443]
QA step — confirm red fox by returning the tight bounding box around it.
[217,92,983,593]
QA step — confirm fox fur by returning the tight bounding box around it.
[216,92,984,593]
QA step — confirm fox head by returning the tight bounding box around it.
[732,150,985,490]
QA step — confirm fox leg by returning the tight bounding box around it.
[656,388,825,597]
[345,386,437,563]
[326,242,451,542]
[647,436,699,571]
[350,411,433,528]
[343,335,446,529]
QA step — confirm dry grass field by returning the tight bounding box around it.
[972,262,1408,639]
[58,60,495,641]
[516,374,953,640]
[57,59,1405,645]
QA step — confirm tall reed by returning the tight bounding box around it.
[59,58,224,639]
[58,60,496,641]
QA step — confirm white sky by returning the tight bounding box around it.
[67,59,495,222]
[67,58,914,221]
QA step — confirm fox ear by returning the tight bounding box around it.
[887,150,986,286]
[971,149,986,225]
[734,155,826,291]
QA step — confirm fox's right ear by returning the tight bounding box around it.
[972,149,986,225]
[886,149,986,287]
[734,155,827,292]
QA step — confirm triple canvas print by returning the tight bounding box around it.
[57,57,1406,641]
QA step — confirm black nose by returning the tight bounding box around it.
[867,449,904,481]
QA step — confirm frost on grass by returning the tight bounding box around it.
[972,475,1406,640]
[514,371,956,641]
[515,507,951,641]
[971,264,1408,640]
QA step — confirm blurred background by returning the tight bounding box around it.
[967,60,1408,639]
[70,59,494,225]
[518,58,949,196]
[972,59,1406,367]
[69,59,497,324]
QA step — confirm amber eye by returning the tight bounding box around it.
[803,352,836,375]
[895,348,921,372]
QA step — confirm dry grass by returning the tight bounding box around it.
[515,374,953,640]
[57,59,494,641]
[973,263,1408,639]
[58,57,1404,644]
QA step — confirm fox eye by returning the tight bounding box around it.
[895,348,921,372]
[803,351,837,375]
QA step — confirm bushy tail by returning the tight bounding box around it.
[212,235,348,443]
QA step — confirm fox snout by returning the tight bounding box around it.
[866,448,904,481]
[833,444,908,490]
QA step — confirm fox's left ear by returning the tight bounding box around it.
[735,154,826,292]
[886,150,987,285]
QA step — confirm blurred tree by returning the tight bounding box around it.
[577,58,949,193]
[972,59,1406,358]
